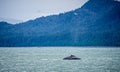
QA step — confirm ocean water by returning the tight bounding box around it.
[0,47,120,72]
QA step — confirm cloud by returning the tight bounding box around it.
[0,0,88,24]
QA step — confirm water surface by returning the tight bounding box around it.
[0,47,120,72]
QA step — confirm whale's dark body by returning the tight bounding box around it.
[63,55,81,60]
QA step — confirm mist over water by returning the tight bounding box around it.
[0,47,120,72]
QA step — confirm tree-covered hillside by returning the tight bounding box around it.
[0,0,120,47]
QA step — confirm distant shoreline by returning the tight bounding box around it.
[0,46,120,48]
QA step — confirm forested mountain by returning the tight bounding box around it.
[0,0,120,47]
[0,22,13,29]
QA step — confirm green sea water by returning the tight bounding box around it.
[0,47,120,72]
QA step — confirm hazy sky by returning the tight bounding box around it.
[0,0,88,24]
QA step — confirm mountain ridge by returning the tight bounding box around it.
[0,0,120,47]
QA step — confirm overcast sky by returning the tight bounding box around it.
[0,0,88,24]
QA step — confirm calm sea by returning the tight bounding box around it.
[0,47,120,72]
